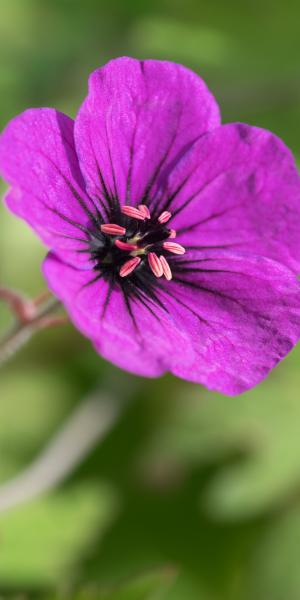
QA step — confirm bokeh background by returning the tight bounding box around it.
[1,0,300,598]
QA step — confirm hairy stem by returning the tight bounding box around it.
[0,294,64,367]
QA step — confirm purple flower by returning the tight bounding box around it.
[1,57,300,395]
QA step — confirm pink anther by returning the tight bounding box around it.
[162,242,186,255]
[158,211,172,224]
[121,205,145,220]
[138,204,151,219]
[119,257,141,277]
[148,252,163,278]
[159,255,172,281]
[101,223,126,236]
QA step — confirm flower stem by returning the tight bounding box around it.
[0,290,65,367]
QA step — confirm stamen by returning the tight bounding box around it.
[115,239,138,251]
[160,255,172,281]
[158,211,172,224]
[148,252,163,278]
[120,257,141,277]
[95,208,184,285]
[121,205,145,220]
[138,204,151,219]
[163,242,186,255]
[101,223,126,236]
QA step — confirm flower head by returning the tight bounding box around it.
[1,57,300,395]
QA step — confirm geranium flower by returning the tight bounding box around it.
[1,57,300,395]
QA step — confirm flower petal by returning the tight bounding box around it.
[165,249,300,394]
[74,56,220,209]
[0,109,101,266]
[42,252,192,377]
[43,248,300,395]
[156,123,300,274]
[92,334,166,378]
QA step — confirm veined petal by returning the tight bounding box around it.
[0,109,101,266]
[156,123,300,274]
[164,250,300,394]
[43,252,192,375]
[74,56,220,210]
[92,334,166,378]
[43,249,300,395]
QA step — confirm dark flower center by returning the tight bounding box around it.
[87,205,186,283]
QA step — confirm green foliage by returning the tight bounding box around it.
[1,0,300,598]
[0,485,116,589]
[63,568,175,600]
[143,350,300,520]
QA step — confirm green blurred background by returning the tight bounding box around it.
[1,0,300,598]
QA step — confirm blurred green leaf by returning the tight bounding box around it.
[0,484,117,589]
[130,17,234,67]
[0,365,75,481]
[141,349,300,520]
[73,568,174,600]
[246,506,300,600]
[0,200,45,295]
